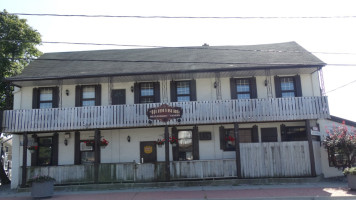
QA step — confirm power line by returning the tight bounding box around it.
[326,79,356,94]
[10,13,356,19]
[1,39,356,55]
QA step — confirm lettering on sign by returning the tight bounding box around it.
[147,104,183,122]
[144,146,153,154]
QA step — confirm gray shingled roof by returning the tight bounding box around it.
[7,42,325,81]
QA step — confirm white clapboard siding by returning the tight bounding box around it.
[240,141,311,178]
[3,97,330,133]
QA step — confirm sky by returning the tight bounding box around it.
[1,0,356,121]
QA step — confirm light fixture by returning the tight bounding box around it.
[64,138,68,146]
[264,80,268,86]
[214,81,218,88]
[131,86,134,93]
[66,89,69,96]
[148,120,153,124]
[64,132,70,146]
[127,135,131,142]
[177,118,181,123]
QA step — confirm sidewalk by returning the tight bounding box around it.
[1,179,355,200]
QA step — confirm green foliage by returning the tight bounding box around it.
[0,10,42,110]
[323,121,356,170]
[344,167,356,175]
[28,175,55,184]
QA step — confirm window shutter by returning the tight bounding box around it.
[170,81,177,102]
[192,126,199,160]
[294,75,303,97]
[134,83,139,104]
[74,131,81,165]
[52,87,59,108]
[250,77,257,99]
[31,135,38,166]
[190,80,197,101]
[32,88,39,109]
[95,84,101,106]
[230,78,237,99]
[172,126,179,161]
[219,126,225,150]
[52,132,59,166]
[154,82,160,103]
[274,76,282,98]
[75,85,82,107]
[252,125,259,143]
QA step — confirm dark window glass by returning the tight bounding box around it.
[140,83,155,103]
[236,79,251,99]
[80,141,95,164]
[178,131,193,160]
[37,137,53,166]
[176,81,190,102]
[280,77,296,98]
[39,88,53,108]
[223,128,254,151]
[261,128,278,142]
[282,127,307,141]
[82,86,96,106]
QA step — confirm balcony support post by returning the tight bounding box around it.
[94,129,101,183]
[234,123,242,178]
[306,120,316,177]
[21,132,28,187]
[164,124,170,181]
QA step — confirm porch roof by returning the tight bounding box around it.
[7,42,325,86]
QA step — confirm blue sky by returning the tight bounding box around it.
[2,0,356,121]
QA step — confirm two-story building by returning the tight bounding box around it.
[1,42,330,189]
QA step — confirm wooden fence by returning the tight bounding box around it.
[26,141,317,185]
[3,97,329,133]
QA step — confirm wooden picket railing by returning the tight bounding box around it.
[2,96,329,133]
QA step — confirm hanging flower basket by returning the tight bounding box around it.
[169,136,178,147]
[27,146,38,154]
[84,140,94,146]
[154,139,165,147]
[100,138,109,148]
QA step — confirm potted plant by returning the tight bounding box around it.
[323,121,356,190]
[225,136,235,145]
[28,175,56,198]
[27,146,38,154]
[169,136,178,147]
[154,139,165,147]
[344,167,356,190]
[100,138,109,148]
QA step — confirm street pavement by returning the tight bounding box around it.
[1,179,356,200]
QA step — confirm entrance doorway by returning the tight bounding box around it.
[140,141,157,163]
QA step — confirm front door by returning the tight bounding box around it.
[140,141,157,163]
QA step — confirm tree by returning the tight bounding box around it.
[0,9,42,110]
[323,121,356,171]
[0,10,42,184]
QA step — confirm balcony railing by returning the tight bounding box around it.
[1,96,329,133]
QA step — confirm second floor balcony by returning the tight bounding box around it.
[1,96,330,134]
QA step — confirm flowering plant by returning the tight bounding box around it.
[28,175,55,184]
[100,138,109,146]
[154,139,165,145]
[323,121,356,170]
[27,146,38,151]
[225,136,235,142]
[169,136,178,144]
[344,167,356,175]
[84,140,94,146]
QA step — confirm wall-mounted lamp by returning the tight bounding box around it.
[131,86,134,93]
[64,132,70,146]
[127,135,131,142]
[148,120,153,124]
[176,118,181,123]
[66,89,70,96]
[264,80,268,86]
[214,82,218,88]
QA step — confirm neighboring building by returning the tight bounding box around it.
[1,42,331,189]
[318,115,356,178]
[1,136,12,180]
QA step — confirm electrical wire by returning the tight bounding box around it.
[10,13,356,19]
[326,79,356,94]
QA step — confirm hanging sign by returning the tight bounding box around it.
[147,104,183,122]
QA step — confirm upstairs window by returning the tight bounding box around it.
[75,85,101,107]
[274,75,302,98]
[32,87,59,109]
[170,80,196,102]
[230,77,257,99]
[134,82,160,104]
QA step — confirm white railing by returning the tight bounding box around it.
[2,96,329,133]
